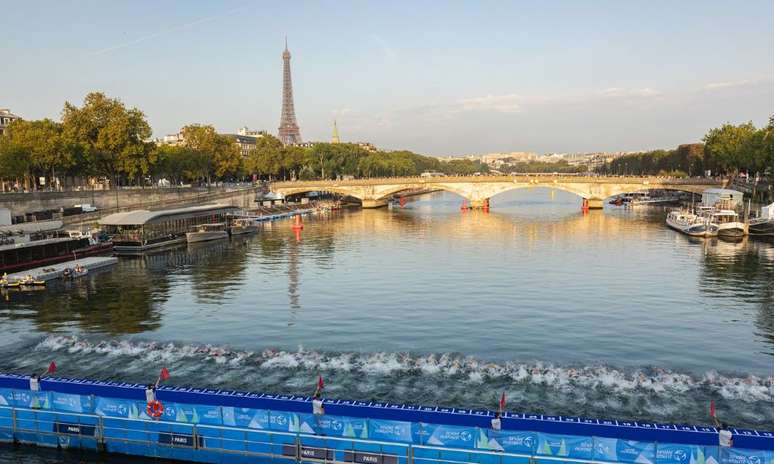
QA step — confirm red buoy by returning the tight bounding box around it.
[291,214,304,230]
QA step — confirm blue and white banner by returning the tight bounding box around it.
[93,397,142,419]
[0,389,13,406]
[594,437,656,464]
[162,402,222,425]
[368,419,413,443]
[536,433,594,460]
[483,429,537,453]
[413,423,476,448]
[315,415,369,439]
[51,392,94,414]
[222,407,269,429]
[268,410,317,434]
[719,447,773,464]
[656,443,718,464]
[9,390,51,410]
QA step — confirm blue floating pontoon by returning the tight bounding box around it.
[1,373,772,464]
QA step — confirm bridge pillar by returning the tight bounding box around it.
[361,198,388,209]
[587,198,604,209]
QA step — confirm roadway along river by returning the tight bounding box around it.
[1,189,773,462]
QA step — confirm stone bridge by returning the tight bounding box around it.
[271,175,726,209]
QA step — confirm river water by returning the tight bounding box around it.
[1,189,773,462]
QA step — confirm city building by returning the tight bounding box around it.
[0,109,21,136]
[238,126,266,138]
[158,127,267,158]
[224,133,260,157]
[160,133,184,146]
[278,39,302,145]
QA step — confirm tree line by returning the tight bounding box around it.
[499,160,587,174]
[598,116,774,177]
[0,92,488,191]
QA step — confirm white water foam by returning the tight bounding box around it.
[32,335,774,402]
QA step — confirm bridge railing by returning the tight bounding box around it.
[271,176,725,187]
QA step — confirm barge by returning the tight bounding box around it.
[0,374,772,464]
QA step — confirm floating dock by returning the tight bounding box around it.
[3,256,118,283]
[0,374,772,464]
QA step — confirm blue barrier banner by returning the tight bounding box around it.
[657,443,715,464]
[9,390,50,409]
[162,402,222,425]
[368,419,413,443]
[94,397,141,419]
[537,433,594,460]
[315,415,368,439]
[51,392,93,414]
[222,407,269,429]
[268,411,317,434]
[594,437,656,463]
[483,429,537,453]
[0,389,13,406]
[719,447,773,464]
[268,410,297,432]
[415,423,476,448]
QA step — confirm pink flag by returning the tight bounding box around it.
[499,392,506,412]
[710,399,716,418]
[317,375,324,391]
[160,367,170,381]
[47,361,57,374]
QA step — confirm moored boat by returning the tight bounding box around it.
[0,235,113,274]
[749,203,774,236]
[707,209,746,238]
[229,218,259,236]
[186,223,228,243]
[666,210,717,237]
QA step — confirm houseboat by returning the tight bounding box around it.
[0,235,113,274]
[100,205,239,254]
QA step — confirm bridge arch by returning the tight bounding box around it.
[276,187,367,201]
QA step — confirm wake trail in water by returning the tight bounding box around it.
[2,335,772,429]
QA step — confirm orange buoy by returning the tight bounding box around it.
[146,400,164,419]
[291,214,304,230]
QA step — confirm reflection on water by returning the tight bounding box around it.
[0,189,773,431]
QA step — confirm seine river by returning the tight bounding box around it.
[1,189,773,462]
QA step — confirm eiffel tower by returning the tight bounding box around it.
[278,38,302,145]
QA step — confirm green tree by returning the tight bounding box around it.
[0,137,33,189]
[246,134,284,180]
[8,119,75,188]
[181,124,243,182]
[61,92,152,187]
[703,122,757,175]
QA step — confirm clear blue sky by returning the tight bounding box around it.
[2,1,773,155]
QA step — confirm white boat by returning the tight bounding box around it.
[229,218,259,236]
[666,210,718,237]
[611,191,682,207]
[749,203,774,236]
[186,223,228,243]
[706,209,746,238]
